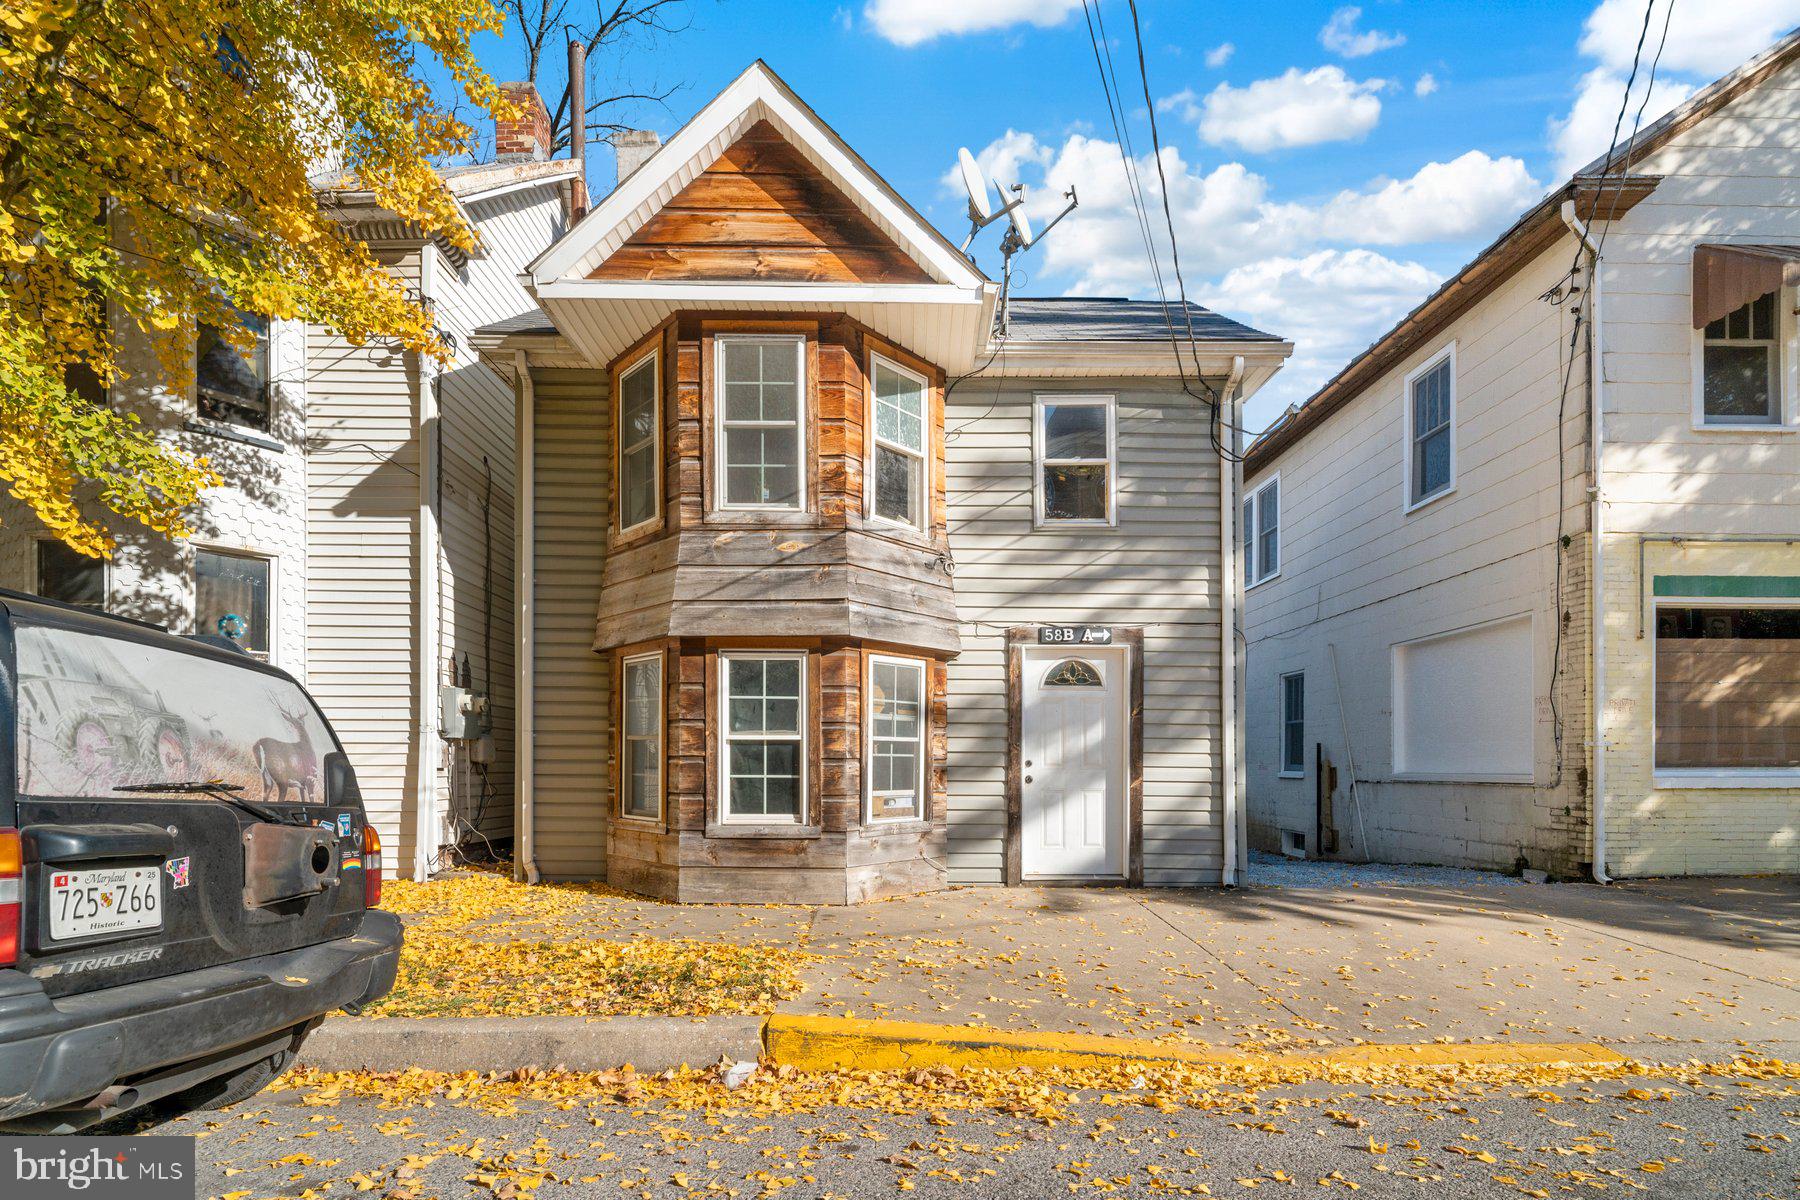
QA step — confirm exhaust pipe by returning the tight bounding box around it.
[83,1084,138,1111]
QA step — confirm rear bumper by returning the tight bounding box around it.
[0,909,401,1124]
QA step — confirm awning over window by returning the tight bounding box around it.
[1692,243,1800,329]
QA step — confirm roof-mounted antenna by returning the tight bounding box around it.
[992,179,1079,337]
[956,147,1023,254]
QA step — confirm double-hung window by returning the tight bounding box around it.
[197,307,271,431]
[617,349,660,534]
[717,335,804,510]
[870,355,927,530]
[1035,395,1115,525]
[867,655,926,822]
[1279,672,1305,776]
[1701,292,1782,425]
[621,652,663,820]
[1405,347,1454,508]
[1244,475,1279,586]
[721,652,806,822]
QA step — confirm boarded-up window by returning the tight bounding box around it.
[1655,606,1800,769]
[1392,616,1532,777]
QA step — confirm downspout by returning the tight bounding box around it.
[413,245,443,883]
[1561,200,1611,884]
[513,349,541,885]
[1219,356,1245,886]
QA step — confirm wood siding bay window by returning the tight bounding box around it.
[721,652,807,822]
[867,654,925,822]
[621,652,663,820]
[717,335,805,510]
[870,355,927,530]
[617,349,661,534]
[1655,605,1800,773]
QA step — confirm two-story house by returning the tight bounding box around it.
[1241,31,1800,880]
[474,62,1290,902]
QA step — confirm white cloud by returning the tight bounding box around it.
[1317,151,1541,244]
[1414,72,1439,97]
[1580,0,1797,75]
[1548,65,1695,176]
[1205,42,1235,68]
[1206,251,1441,428]
[1197,66,1385,153]
[1320,6,1407,58]
[863,0,1083,46]
[1156,88,1203,122]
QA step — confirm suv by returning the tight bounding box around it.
[0,589,401,1132]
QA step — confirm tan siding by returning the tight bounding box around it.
[946,380,1226,886]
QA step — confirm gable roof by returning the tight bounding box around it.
[528,61,987,292]
[1244,27,1800,477]
[1007,297,1279,343]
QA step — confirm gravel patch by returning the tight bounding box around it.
[1245,849,1530,889]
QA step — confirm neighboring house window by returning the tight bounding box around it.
[1405,348,1454,507]
[197,309,271,430]
[1702,292,1781,425]
[621,652,663,819]
[36,540,104,609]
[1280,672,1305,776]
[717,335,804,510]
[870,355,927,530]
[1244,475,1279,586]
[867,655,926,822]
[1035,395,1115,525]
[617,349,660,533]
[721,652,806,822]
[195,547,271,657]
[1655,606,1800,770]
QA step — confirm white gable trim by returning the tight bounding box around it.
[527,61,987,293]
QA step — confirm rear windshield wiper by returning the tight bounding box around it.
[113,781,307,827]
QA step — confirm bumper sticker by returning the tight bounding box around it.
[165,856,191,889]
[337,812,353,837]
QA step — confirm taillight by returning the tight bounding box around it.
[362,823,382,907]
[0,829,20,967]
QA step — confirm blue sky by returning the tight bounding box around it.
[466,0,1798,429]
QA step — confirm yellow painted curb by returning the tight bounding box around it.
[762,1014,1630,1074]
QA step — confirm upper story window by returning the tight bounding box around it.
[617,349,660,534]
[1404,346,1455,509]
[197,308,271,431]
[1035,395,1115,526]
[870,355,928,531]
[1702,291,1783,425]
[1244,474,1279,587]
[717,335,805,511]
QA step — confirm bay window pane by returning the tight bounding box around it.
[874,444,921,526]
[723,655,806,822]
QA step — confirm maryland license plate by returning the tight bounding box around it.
[48,866,163,941]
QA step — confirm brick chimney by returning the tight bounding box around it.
[613,130,662,187]
[495,82,552,163]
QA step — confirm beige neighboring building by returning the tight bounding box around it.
[1241,32,1800,880]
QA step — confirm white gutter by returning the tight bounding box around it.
[413,246,444,882]
[1220,356,1245,886]
[513,350,541,885]
[1561,200,1611,884]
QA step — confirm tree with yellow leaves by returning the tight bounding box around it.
[0,0,508,556]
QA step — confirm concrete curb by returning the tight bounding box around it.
[298,1015,765,1074]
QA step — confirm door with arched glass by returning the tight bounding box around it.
[1020,646,1127,878]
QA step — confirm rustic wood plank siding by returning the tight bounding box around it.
[531,367,611,876]
[945,380,1227,886]
[590,122,930,285]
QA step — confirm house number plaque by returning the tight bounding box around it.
[1037,625,1113,646]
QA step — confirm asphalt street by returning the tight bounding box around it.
[136,1069,1798,1199]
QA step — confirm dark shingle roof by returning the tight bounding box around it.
[1007,297,1279,343]
[476,311,558,338]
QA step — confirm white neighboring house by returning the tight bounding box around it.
[0,85,581,878]
[1240,31,1800,880]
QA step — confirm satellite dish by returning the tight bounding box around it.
[958,148,993,220]
[1001,179,1035,248]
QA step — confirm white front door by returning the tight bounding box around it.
[1021,646,1126,879]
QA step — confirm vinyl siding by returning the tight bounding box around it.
[945,379,1228,886]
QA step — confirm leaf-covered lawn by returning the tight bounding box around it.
[365,869,811,1019]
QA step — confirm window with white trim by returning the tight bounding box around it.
[1655,605,1800,770]
[1406,349,1454,507]
[721,652,806,822]
[1279,671,1305,775]
[867,655,925,822]
[621,652,663,819]
[717,335,804,510]
[1244,475,1279,586]
[1701,291,1782,425]
[870,355,927,530]
[194,547,271,659]
[617,350,660,533]
[1035,395,1115,524]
